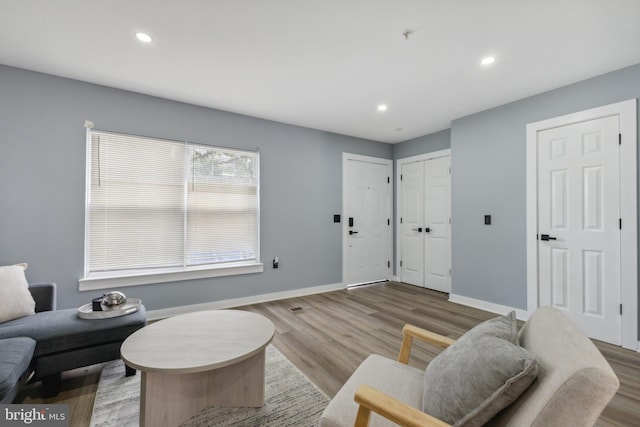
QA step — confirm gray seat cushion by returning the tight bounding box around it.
[319,354,424,427]
[0,337,36,402]
[0,306,146,356]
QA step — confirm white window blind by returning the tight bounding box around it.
[86,130,259,277]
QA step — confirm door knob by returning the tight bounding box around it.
[540,234,557,241]
[349,230,359,235]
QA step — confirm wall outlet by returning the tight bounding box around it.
[273,257,279,269]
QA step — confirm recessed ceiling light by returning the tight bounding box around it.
[481,56,495,66]
[135,32,153,43]
[377,104,388,112]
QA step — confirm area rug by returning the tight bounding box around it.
[89,345,329,426]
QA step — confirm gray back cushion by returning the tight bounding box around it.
[423,312,538,427]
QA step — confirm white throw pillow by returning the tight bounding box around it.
[0,263,36,323]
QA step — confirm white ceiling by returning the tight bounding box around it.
[1,1,640,143]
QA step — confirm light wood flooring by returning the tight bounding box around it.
[16,282,640,426]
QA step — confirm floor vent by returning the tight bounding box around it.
[288,307,304,312]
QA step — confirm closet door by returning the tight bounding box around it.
[424,156,451,293]
[400,161,424,286]
[399,152,451,293]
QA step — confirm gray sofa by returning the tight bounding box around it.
[0,283,146,402]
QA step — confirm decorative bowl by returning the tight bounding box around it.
[100,291,127,310]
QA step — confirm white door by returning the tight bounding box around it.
[399,154,451,293]
[400,161,424,286]
[343,155,392,286]
[425,156,451,293]
[537,115,621,345]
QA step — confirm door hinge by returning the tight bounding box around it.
[620,304,623,315]
[619,133,622,145]
[388,261,391,268]
[400,217,403,224]
[449,166,451,174]
[449,268,451,276]
[387,176,390,184]
[400,260,403,267]
[619,218,622,230]
[387,218,390,226]
[400,174,403,181]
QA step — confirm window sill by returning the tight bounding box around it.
[78,262,264,291]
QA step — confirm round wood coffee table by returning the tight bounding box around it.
[121,310,275,427]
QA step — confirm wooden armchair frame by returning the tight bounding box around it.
[353,324,456,427]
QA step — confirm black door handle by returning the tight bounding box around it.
[349,230,358,235]
[540,234,557,241]
[424,227,431,233]
[412,227,422,232]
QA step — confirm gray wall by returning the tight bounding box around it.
[450,63,640,324]
[0,65,391,311]
[393,129,451,160]
[3,60,638,334]
[393,63,639,338]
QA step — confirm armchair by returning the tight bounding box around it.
[320,307,619,427]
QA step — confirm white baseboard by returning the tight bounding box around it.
[448,294,530,321]
[147,282,345,321]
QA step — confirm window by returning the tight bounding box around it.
[81,129,261,289]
